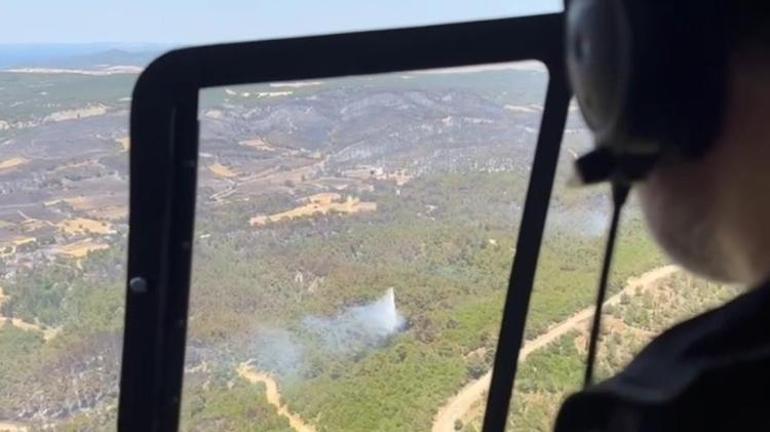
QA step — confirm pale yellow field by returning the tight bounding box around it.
[239,137,276,151]
[0,420,29,432]
[0,237,36,258]
[12,237,35,246]
[57,217,116,236]
[89,205,128,221]
[59,197,127,221]
[44,104,107,122]
[61,196,90,210]
[0,157,28,171]
[251,193,376,226]
[116,136,130,152]
[53,238,110,258]
[209,162,238,178]
[303,192,342,205]
[20,218,51,232]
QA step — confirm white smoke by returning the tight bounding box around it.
[245,288,406,376]
[249,329,305,375]
[302,287,406,353]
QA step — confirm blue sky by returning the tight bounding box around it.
[2,0,561,45]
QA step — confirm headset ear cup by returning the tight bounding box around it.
[566,0,730,183]
[566,0,631,146]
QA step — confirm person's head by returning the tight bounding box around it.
[637,7,770,286]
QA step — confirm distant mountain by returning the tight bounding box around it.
[0,43,168,69]
[33,48,162,69]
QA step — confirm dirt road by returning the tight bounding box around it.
[431,265,680,432]
[236,363,317,432]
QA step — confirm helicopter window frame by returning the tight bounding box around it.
[119,13,570,431]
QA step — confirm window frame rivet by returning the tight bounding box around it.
[129,277,148,294]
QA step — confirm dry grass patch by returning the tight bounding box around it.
[0,237,36,257]
[116,136,130,152]
[60,197,127,221]
[53,238,109,259]
[44,104,107,122]
[57,218,115,236]
[209,162,238,178]
[0,157,28,171]
[239,137,276,151]
[88,205,128,221]
[250,193,376,227]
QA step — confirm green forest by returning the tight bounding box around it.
[0,166,680,431]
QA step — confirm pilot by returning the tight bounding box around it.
[556,1,770,430]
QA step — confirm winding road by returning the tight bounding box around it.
[236,363,317,432]
[431,265,680,432]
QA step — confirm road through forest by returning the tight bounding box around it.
[237,363,318,432]
[431,265,680,432]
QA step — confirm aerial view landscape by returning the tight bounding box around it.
[0,45,740,432]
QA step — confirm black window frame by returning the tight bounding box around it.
[119,13,571,431]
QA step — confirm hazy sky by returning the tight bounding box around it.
[2,0,561,45]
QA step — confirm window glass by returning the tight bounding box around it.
[0,71,132,429]
[183,62,548,431]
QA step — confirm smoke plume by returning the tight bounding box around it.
[245,288,406,376]
[302,287,406,354]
